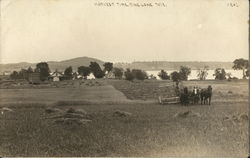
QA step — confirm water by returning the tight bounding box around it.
[146,69,243,80]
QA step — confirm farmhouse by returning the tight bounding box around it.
[105,71,115,79]
[50,70,63,81]
[28,72,40,84]
[2,71,12,76]
[87,73,95,79]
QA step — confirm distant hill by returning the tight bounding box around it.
[114,61,234,71]
[0,56,234,74]
[0,57,105,73]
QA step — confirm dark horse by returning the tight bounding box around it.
[180,87,189,105]
[200,85,212,105]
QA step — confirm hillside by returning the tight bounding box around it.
[114,61,234,71]
[0,57,105,73]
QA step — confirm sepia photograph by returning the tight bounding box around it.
[0,0,249,157]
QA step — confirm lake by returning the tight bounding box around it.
[146,69,243,80]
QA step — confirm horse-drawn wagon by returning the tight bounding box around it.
[158,82,212,105]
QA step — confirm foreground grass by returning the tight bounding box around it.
[0,102,248,157]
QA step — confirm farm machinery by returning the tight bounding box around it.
[158,82,181,105]
[158,82,212,105]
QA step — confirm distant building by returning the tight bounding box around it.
[105,71,115,79]
[76,72,96,80]
[28,72,40,84]
[72,72,78,80]
[87,73,95,79]
[50,70,63,81]
[2,71,11,76]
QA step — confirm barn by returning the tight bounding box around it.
[28,72,40,84]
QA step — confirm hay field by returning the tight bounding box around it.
[0,79,248,157]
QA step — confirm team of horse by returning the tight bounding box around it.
[179,85,213,105]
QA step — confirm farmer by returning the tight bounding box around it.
[180,87,189,105]
[175,83,180,97]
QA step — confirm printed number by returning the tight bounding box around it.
[227,2,239,7]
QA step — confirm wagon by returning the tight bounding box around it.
[158,82,181,105]
[158,96,180,104]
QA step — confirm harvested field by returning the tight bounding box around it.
[108,80,177,100]
[0,79,105,89]
[0,79,248,157]
[0,84,130,104]
[0,102,247,157]
[108,79,249,102]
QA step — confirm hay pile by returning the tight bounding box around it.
[0,107,14,114]
[174,110,201,118]
[223,113,248,122]
[45,107,92,125]
[113,110,132,117]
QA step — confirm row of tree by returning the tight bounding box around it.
[9,58,249,81]
[77,62,112,79]
[158,66,191,81]
[157,58,249,81]
[10,63,50,81]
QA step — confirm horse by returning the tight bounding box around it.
[180,87,190,105]
[190,87,200,105]
[200,85,212,105]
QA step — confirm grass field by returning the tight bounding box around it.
[0,79,248,157]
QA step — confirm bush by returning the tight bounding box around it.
[171,71,181,82]
[158,70,170,80]
[213,68,226,80]
[113,67,123,79]
[78,66,91,79]
[63,66,73,80]
[197,66,209,80]
[36,62,50,81]
[89,62,105,78]
[179,66,191,81]
[131,69,148,80]
[10,71,19,80]
[103,62,113,73]
[124,69,134,81]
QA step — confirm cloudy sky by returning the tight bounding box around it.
[0,0,248,63]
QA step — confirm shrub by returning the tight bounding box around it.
[213,68,226,80]
[78,66,91,79]
[171,71,181,82]
[89,62,105,78]
[131,69,148,80]
[10,71,19,80]
[103,62,113,73]
[124,69,134,81]
[63,66,73,80]
[179,66,191,81]
[113,67,123,79]
[158,70,170,80]
[197,66,209,80]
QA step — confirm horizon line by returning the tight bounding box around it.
[0,56,242,65]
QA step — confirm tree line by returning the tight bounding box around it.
[9,58,249,82]
[157,58,249,81]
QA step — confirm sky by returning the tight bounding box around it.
[0,0,249,64]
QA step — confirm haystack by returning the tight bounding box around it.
[113,110,132,117]
[174,110,201,118]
